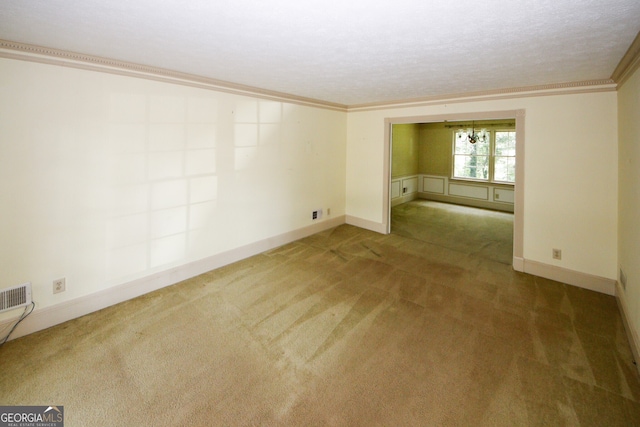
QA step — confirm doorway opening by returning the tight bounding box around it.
[383,110,525,271]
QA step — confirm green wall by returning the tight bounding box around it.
[391,124,419,178]
[419,120,516,176]
[419,123,451,176]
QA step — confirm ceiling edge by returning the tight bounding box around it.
[347,80,617,112]
[611,30,640,88]
[0,39,620,113]
[0,39,348,112]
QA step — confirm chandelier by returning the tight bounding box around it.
[458,121,488,144]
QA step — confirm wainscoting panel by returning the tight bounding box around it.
[417,174,514,212]
[391,180,401,199]
[391,175,419,207]
[403,176,418,194]
[449,183,489,200]
[393,174,513,212]
[494,187,515,204]
[423,176,445,194]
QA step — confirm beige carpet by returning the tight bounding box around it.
[391,200,514,265]
[1,200,639,426]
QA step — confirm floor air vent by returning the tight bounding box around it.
[0,283,32,313]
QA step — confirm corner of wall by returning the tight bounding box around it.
[512,257,525,272]
[616,281,640,376]
[345,215,388,234]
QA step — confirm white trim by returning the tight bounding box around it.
[0,39,621,114]
[349,81,616,112]
[418,174,514,212]
[390,175,419,207]
[0,40,347,112]
[423,176,446,194]
[512,256,525,272]
[345,215,387,234]
[611,30,640,88]
[513,110,525,267]
[523,259,616,296]
[418,193,514,213]
[391,193,418,207]
[384,110,525,263]
[494,188,515,204]
[2,215,346,341]
[3,214,618,342]
[391,180,402,199]
[449,183,490,200]
[616,281,640,376]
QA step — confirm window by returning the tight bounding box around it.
[453,130,490,181]
[494,131,516,183]
[453,129,515,183]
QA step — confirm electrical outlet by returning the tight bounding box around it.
[327,208,331,215]
[552,249,562,260]
[53,278,66,294]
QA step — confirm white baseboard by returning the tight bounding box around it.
[2,215,346,342]
[391,192,418,207]
[512,256,525,272]
[616,281,640,376]
[342,219,614,297]
[345,215,388,234]
[522,259,616,296]
[418,192,514,213]
[4,215,617,343]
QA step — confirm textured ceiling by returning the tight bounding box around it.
[1,0,639,106]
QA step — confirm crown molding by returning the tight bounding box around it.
[611,30,640,88]
[0,39,621,113]
[0,39,348,112]
[346,79,617,112]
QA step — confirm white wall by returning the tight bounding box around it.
[346,90,618,281]
[618,65,640,354]
[0,58,346,323]
[0,55,623,337]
